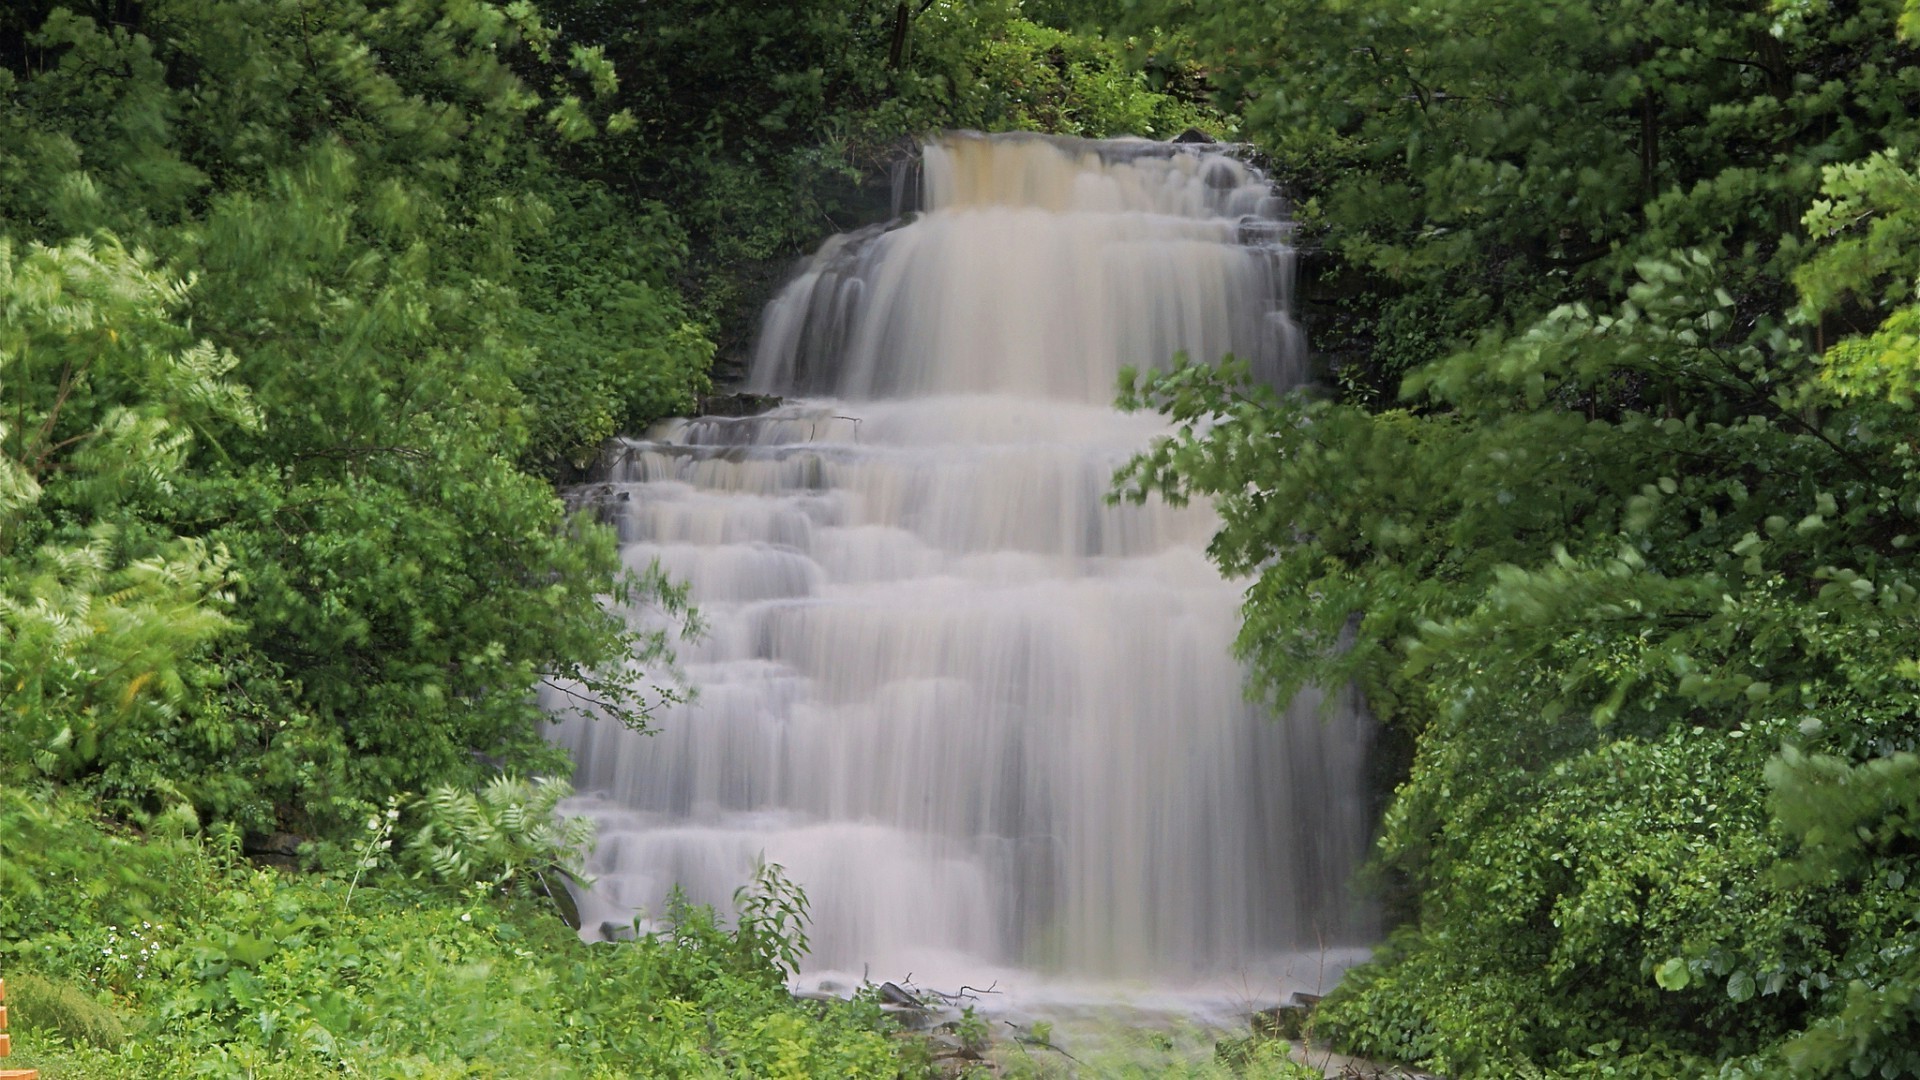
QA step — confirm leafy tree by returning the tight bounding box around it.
[539,0,1219,303]
[1132,0,1919,397]
[1115,0,1920,1073]
[0,1,697,834]
[0,234,252,808]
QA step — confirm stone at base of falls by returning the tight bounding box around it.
[597,920,638,942]
[923,1031,986,1069]
[1252,990,1326,1041]
[884,1004,939,1032]
[1172,127,1218,144]
[543,870,583,931]
[1253,1003,1310,1041]
[872,983,942,1032]
[695,391,783,418]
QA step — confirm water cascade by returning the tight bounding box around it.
[549,133,1375,995]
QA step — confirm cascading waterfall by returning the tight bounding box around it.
[548,132,1375,996]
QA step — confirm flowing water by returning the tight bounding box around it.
[548,133,1376,1013]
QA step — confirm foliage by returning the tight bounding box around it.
[0,235,251,810]
[0,0,1231,841]
[407,775,593,917]
[540,0,1221,315]
[894,12,1216,141]
[1,787,231,980]
[504,178,713,475]
[1116,0,1920,1074]
[3,796,909,1079]
[1128,0,1920,382]
[0,0,707,834]
[730,860,813,984]
[4,971,127,1051]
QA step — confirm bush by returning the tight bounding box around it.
[4,798,911,1077]
[5,972,127,1051]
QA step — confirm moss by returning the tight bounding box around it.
[7,972,127,1051]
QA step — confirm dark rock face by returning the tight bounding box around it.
[695,391,783,418]
[1295,242,1375,391]
[245,831,308,869]
[706,137,922,392]
[877,981,925,1008]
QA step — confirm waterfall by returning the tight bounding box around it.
[548,132,1375,992]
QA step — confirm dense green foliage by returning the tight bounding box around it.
[0,0,1228,1073]
[1115,0,1920,1074]
[0,0,696,837]
[1,792,908,1078]
[0,0,1221,839]
[534,0,1219,357]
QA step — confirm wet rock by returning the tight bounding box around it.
[697,391,783,418]
[1253,1003,1309,1040]
[881,1003,938,1030]
[876,984,935,1031]
[245,831,308,869]
[923,1032,974,1058]
[877,981,923,1008]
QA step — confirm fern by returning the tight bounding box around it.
[407,775,594,919]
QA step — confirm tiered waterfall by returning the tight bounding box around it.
[547,132,1375,988]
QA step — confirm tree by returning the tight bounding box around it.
[1115,0,1920,1072]
[0,234,252,809]
[0,1,695,833]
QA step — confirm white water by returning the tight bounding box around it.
[548,133,1375,1006]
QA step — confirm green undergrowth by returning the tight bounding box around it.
[1009,1023,1320,1079]
[0,791,908,1078]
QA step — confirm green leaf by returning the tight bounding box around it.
[1655,957,1692,991]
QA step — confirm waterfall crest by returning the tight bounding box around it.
[751,132,1304,401]
[548,132,1374,987]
